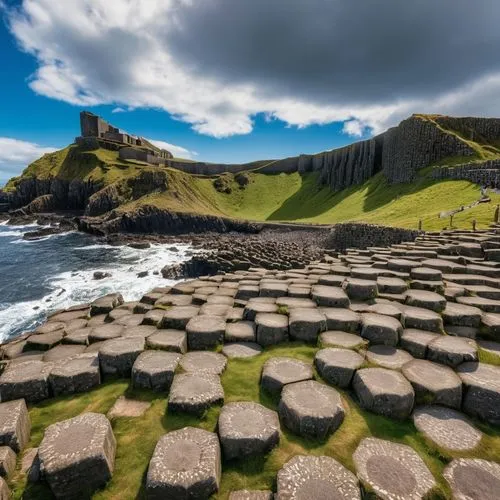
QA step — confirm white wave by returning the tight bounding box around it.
[0,241,193,342]
[0,230,24,238]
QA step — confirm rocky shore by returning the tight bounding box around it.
[0,224,499,498]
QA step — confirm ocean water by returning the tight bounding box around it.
[0,222,192,342]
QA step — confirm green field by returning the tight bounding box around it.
[5,144,500,231]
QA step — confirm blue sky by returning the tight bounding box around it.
[1,1,499,185]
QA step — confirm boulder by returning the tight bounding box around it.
[38,412,116,499]
[132,351,181,392]
[146,427,221,499]
[0,399,30,452]
[24,332,64,352]
[278,380,345,439]
[0,360,53,403]
[90,293,124,316]
[0,446,16,477]
[218,402,279,459]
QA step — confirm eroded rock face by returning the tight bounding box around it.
[353,437,436,500]
[0,361,53,403]
[147,427,221,499]
[131,351,181,392]
[276,455,360,500]
[261,357,313,396]
[0,400,31,453]
[38,412,116,499]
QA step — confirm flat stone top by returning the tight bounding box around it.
[148,426,219,483]
[312,285,349,297]
[164,305,200,319]
[262,357,313,385]
[402,305,442,321]
[315,348,365,370]
[0,360,52,383]
[354,368,413,397]
[229,490,272,500]
[405,289,446,302]
[413,406,483,452]
[169,373,224,404]
[320,331,365,349]
[321,308,360,323]
[288,308,326,322]
[218,402,279,439]
[353,437,435,500]
[179,352,227,375]
[186,314,226,333]
[402,359,460,390]
[43,344,86,362]
[121,325,157,338]
[366,303,402,318]
[0,399,28,431]
[457,362,500,391]
[281,380,343,416]
[366,346,413,370]
[99,337,145,355]
[401,329,439,343]
[222,342,263,359]
[50,353,99,377]
[255,313,288,328]
[361,313,402,331]
[444,459,500,500]
[443,301,483,317]
[134,351,181,373]
[429,336,477,355]
[39,412,114,474]
[277,455,360,500]
[276,297,317,309]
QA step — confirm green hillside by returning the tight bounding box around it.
[5,144,500,231]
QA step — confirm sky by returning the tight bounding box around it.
[1,0,500,185]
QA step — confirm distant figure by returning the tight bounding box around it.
[418,219,422,231]
[495,204,500,223]
[481,185,487,198]
[472,219,477,232]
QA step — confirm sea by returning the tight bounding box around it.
[0,222,193,342]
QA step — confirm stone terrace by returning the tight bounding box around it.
[1,227,500,497]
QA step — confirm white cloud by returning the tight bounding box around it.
[4,0,500,139]
[111,107,126,113]
[0,137,57,184]
[148,139,197,159]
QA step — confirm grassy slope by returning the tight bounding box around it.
[9,343,500,499]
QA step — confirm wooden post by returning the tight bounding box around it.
[495,204,499,223]
[450,214,454,228]
[418,219,422,231]
[472,219,477,232]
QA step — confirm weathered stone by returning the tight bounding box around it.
[0,360,52,403]
[366,345,413,370]
[142,309,166,326]
[377,276,408,294]
[261,357,313,396]
[98,337,144,377]
[146,330,187,353]
[315,348,364,388]
[443,458,500,500]
[321,307,361,332]
[410,267,442,281]
[107,396,151,418]
[442,302,483,327]
[402,359,462,408]
[353,437,436,500]
[405,290,446,312]
[89,324,123,343]
[229,490,273,500]
[343,278,378,300]
[38,412,116,499]
[413,406,482,451]
[319,330,366,349]
[311,285,350,307]
[180,351,227,375]
[288,308,326,342]
[353,368,415,419]
[255,313,288,346]
[401,305,444,332]
[361,313,402,346]
[62,327,91,345]
[0,477,9,498]
[132,351,180,392]
[222,342,263,358]
[400,329,440,358]
[168,373,224,415]
[457,362,500,425]
[225,321,256,342]
[24,331,64,352]
[186,315,225,350]
[160,305,200,330]
[43,344,86,362]
[278,380,345,439]
[427,336,477,367]
[49,353,101,396]
[276,297,316,309]
[146,427,221,499]
[218,402,279,459]
[243,300,278,321]
[276,455,360,500]
[0,446,16,477]
[260,281,288,298]
[90,293,124,316]
[21,447,41,483]
[367,302,402,319]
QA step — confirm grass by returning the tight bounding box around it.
[8,343,500,499]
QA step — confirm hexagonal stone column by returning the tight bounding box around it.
[186,315,225,350]
[400,329,440,358]
[427,336,477,367]
[311,285,350,307]
[444,458,500,500]
[0,400,30,452]
[405,290,446,312]
[38,412,116,499]
[218,402,279,459]
[321,308,361,332]
[179,352,227,375]
[160,305,200,330]
[315,348,364,388]
[353,368,415,420]
[288,308,326,342]
[146,329,187,353]
[366,346,413,370]
[401,305,443,332]
[0,360,53,403]
[402,359,462,409]
[319,330,366,350]
[168,373,224,415]
[49,353,101,397]
[278,380,345,439]
[261,357,313,396]
[457,362,500,425]
[361,313,402,346]
[99,337,144,377]
[255,313,288,346]
[276,455,360,499]
[146,427,220,499]
[229,490,273,500]
[353,437,435,500]
[0,446,16,477]
[343,278,378,300]
[413,406,483,452]
[132,351,181,392]
[90,293,124,316]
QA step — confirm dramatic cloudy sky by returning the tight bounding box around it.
[1,0,500,183]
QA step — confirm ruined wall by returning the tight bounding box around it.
[381,116,476,183]
[435,116,500,142]
[431,160,500,188]
[326,222,421,251]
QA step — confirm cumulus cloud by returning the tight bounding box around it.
[0,137,57,184]
[148,139,197,159]
[4,0,500,138]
